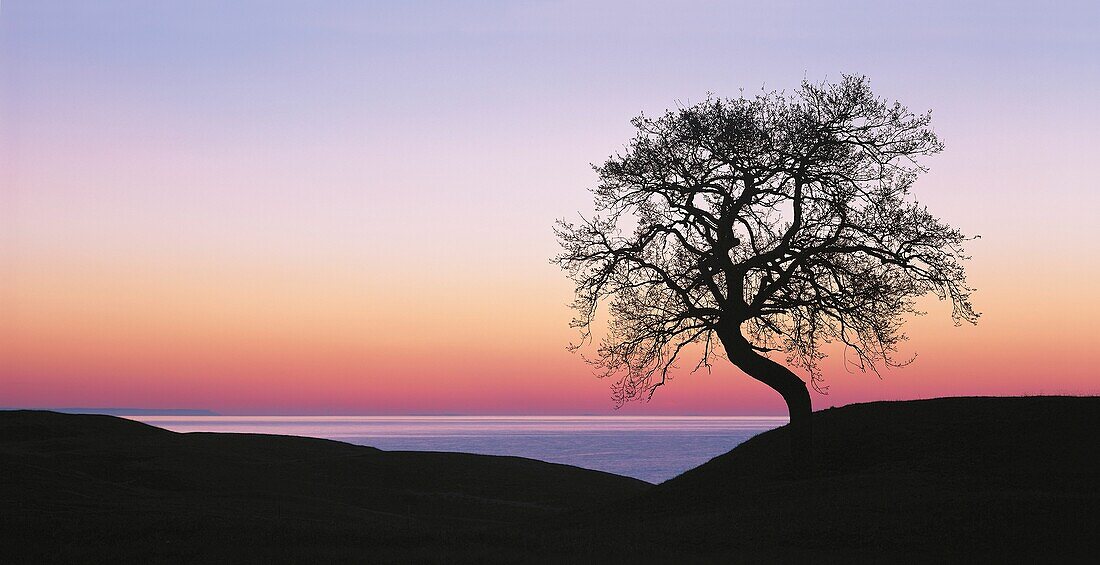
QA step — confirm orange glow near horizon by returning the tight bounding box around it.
[4,243,1097,414]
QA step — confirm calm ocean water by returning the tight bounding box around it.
[131,415,786,483]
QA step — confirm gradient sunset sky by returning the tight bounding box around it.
[2,1,1098,415]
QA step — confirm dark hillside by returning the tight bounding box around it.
[552,396,1100,562]
[0,410,648,563]
[3,397,1097,562]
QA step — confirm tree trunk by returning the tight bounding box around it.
[719,330,813,474]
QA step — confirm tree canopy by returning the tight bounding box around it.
[555,76,978,410]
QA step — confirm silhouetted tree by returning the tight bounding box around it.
[554,76,977,467]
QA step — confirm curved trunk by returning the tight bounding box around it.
[718,330,813,473]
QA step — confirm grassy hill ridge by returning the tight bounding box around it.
[544,396,1100,562]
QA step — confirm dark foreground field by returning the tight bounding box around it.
[2,397,1097,563]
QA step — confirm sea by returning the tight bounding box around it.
[131,415,786,483]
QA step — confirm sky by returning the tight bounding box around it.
[2,1,1098,415]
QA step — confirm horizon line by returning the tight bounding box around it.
[2,407,790,419]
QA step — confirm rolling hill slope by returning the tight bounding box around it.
[0,410,648,562]
[549,396,1100,562]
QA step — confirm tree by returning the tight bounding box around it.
[554,76,978,468]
